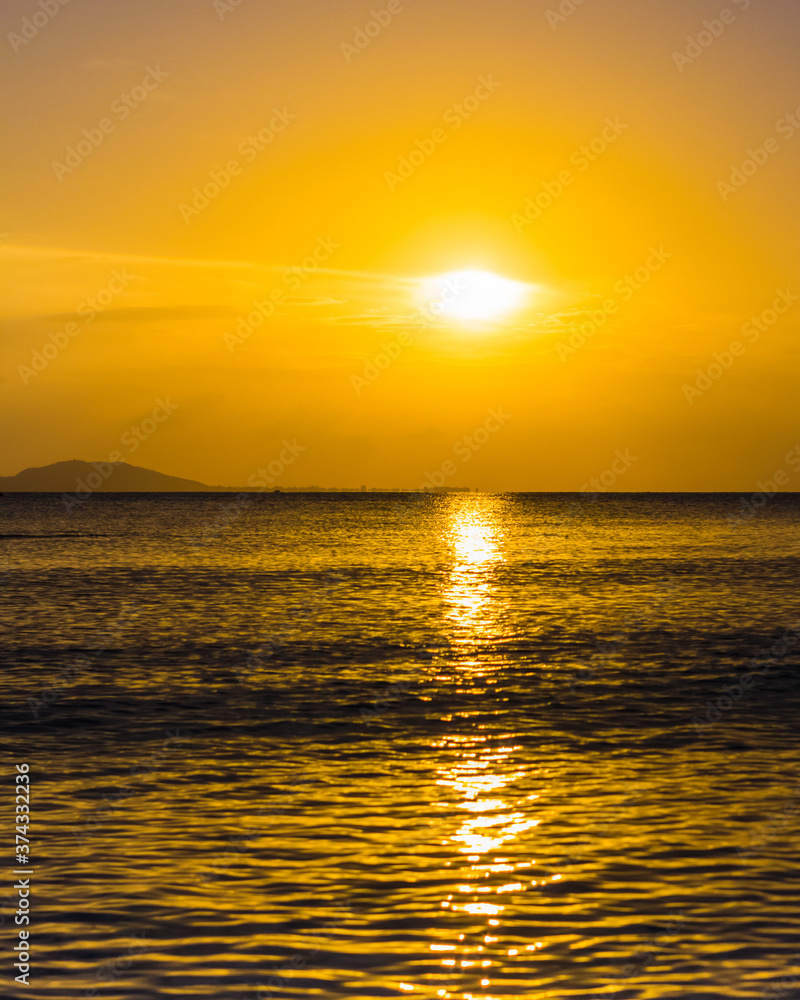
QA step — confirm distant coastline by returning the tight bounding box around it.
[0,460,474,494]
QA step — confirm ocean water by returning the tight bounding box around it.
[2,492,800,1000]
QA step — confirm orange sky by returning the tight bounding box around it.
[2,0,799,489]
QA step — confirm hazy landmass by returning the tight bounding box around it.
[0,461,472,493]
[0,460,220,493]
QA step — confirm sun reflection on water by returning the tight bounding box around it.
[426,734,546,998]
[441,496,507,656]
[411,498,550,998]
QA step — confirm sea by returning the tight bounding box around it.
[1,492,799,1000]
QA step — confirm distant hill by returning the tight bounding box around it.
[0,460,469,493]
[0,460,221,493]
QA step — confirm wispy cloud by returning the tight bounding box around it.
[42,305,240,324]
[0,242,555,340]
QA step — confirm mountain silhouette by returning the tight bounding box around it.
[0,460,220,492]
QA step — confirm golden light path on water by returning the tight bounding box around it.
[442,496,505,654]
[6,495,800,997]
[409,499,551,999]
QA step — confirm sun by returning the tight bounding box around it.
[417,269,530,324]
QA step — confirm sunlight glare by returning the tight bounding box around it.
[419,269,530,324]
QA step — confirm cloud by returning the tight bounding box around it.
[42,305,241,324]
[0,242,557,341]
[284,296,344,307]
